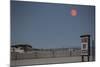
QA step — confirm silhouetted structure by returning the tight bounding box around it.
[80,34,90,62]
[11,44,32,53]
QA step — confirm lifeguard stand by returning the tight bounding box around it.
[80,34,90,62]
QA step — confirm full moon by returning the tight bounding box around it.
[70,8,77,16]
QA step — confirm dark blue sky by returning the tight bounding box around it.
[11,1,95,48]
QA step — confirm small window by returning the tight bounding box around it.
[83,44,86,49]
[81,38,88,42]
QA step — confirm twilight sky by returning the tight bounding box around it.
[11,1,95,48]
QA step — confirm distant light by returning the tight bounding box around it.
[70,8,77,16]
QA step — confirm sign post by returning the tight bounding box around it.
[80,34,90,62]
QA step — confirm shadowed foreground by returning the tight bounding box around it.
[11,56,93,66]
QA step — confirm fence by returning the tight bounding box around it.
[11,48,81,60]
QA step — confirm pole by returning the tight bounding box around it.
[82,56,84,62]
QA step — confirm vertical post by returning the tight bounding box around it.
[88,56,89,61]
[82,56,84,62]
[88,35,90,61]
[69,48,72,56]
[92,40,95,61]
[52,49,55,58]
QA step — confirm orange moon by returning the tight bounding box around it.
[70,8,77,16]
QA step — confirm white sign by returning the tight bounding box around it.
[81,37,89,55]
